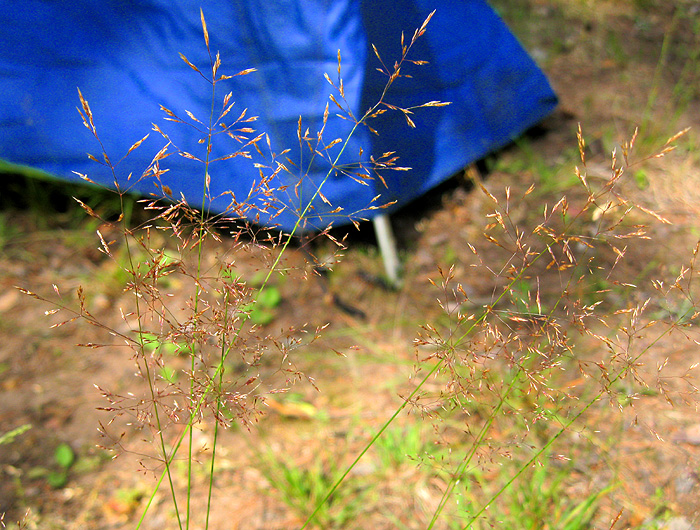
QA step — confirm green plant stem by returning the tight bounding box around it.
[205,368,222,530]
[122,199,182,530]
[184,38,221,530]
[206,289,230,529]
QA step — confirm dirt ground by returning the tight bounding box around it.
[1,2,700,529]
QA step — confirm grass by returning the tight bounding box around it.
[256,443,371,529]
[444,453,614,530]
[2,2,699,530]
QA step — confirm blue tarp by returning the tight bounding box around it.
[0,1,556,232]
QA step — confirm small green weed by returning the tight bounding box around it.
[139,332,181,357]
[495,459,612,530]
[371,423,434,471]
[489,138,579,193]
[47,443,76,488]
[257,446,371,529]
[435,449,612,530]
[633,168,650,190]
[26,442,77,489]
[159,365,179,384]
[241,285,282,326]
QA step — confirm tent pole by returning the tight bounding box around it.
[372,213,401,287]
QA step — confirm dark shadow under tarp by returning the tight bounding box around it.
[0,0,557,232]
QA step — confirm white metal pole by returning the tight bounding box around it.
[372,213,401,287]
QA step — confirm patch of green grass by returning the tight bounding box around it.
[489,138,579,193]
[439,448,613,530]
[497,459,612,530]
[26,442,77,489]
[256,444,372,529]
[605,27,629,65]
[372,423,435,471]
[111,487,148,515]
[242,285,282,326]
[639,4,700,149]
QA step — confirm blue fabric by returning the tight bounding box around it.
[0,1,556,232]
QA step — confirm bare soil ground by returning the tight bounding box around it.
[1,2,699,529]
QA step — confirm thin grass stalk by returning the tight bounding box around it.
[205,325,226,530]
[77,92,183,520]
[204,258,236,530]
[132,12,218,527]
[75,85,187,530]
[261,20,432,296]
[185,52,216,530]
[121,209,182,530]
